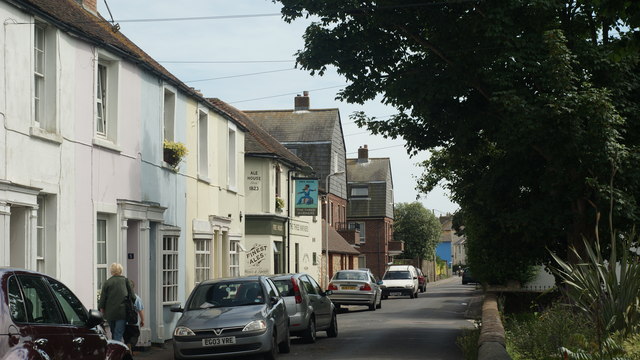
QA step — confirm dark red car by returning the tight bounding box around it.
[416,268,427,293]
[0,267,131,359]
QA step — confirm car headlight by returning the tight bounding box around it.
[174,326,196,337]
[405,284,414,289]
[243,320,267,332]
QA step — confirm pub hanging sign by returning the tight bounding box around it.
[293,178,318,216]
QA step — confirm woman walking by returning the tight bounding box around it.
[99,263,129,342]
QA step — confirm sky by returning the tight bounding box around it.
[96,0,459,216]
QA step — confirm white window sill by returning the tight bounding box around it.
[198,175,211,184]
[30,127,63,144]
[226,185,238,194]
[92,137,122,153]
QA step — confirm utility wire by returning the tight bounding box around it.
[160,60,295,64]
[229,85,345,104]
[184,68,295,83]
[346,143,406,154]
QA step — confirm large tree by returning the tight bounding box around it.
[393,202,441,262]
[275,0,640,283]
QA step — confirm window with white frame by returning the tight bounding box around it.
[95,53,119,143]
[351,186,369,198]
[229,240,240,277]
[162,236,179,303]
[96,217,108,294]
[33,21,57,132]
[228,125,237,189]
[198,109,208,178]
[194,238,211,285]
[34,22,45,127]
[163,87,176,142]
[96,63,107,135]
[36,196,45,273]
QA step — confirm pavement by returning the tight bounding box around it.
[130,276,485,359]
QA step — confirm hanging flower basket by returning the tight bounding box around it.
[275,197,285,212]
[163,140,188,169]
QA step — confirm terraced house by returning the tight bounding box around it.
[0,0,245,345]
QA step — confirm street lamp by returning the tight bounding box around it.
[325,170,345,288]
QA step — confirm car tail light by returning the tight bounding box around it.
[291,277,303,304]
[328,283,338,291]
[360,283,372,291]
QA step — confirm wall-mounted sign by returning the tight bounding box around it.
[247,170,261,191]
[294,178,318,216]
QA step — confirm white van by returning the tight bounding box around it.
[380,265,419,299]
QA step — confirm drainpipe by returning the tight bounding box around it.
[286,168,295,273]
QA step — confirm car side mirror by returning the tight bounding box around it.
[170,304,184,313]
[377,280,383,285]
[270,296,280,306]
[413,277,418,279]
[323,290,333,296]
[86,309,103,328]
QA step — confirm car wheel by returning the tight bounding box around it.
[376,297,382,309]
[303,317,317,343]
[326,312,338,338]
[263,331,278,360]
[368,301,376,311]
[278,326,291,354]
[409,291,415,299]
[382,294,388,300]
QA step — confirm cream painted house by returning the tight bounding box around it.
[183,98,246,295]
[209,99,322,281]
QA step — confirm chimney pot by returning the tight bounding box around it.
[294,91,310,111]
[358,145,369,162]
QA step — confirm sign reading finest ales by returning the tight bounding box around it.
[294,178,318,216]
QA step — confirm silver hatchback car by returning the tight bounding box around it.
[171,276,290,359]
[327,269,382,311]
[270,273,338,343]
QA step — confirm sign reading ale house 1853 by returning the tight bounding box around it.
[294,178,318,216]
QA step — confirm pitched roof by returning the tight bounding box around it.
[243,109,340,142]
[13,0,244,129]
[322,220,360,255]
[346,158,391,182]
[207,99,311,171]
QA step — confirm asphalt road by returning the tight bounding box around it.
[139,276,480,360]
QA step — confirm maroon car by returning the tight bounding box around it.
[416,268,427,293]
[0,267,131,360]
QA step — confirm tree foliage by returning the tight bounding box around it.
[274,0,640,284]
[393,202,441,260]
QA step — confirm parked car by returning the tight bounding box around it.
[270,273,338,343]
[462,268,478,285]
[380,265,420,299]
[416,268,427,293]
[0,267,132,360]
[327,270,382,311]
[171,276,290,360]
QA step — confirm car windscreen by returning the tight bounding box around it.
[383,271,411,280]
[187,281,265,310]
[334,272,368,281]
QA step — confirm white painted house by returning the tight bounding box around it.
[0,0,247,346]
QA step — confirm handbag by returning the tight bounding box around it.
[124,278,138,325]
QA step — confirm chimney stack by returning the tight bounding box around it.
[358,145,369,162]
[294,91,310,111]
[76,0,97,15]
